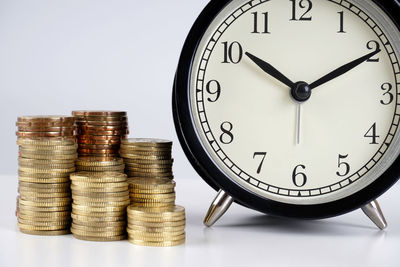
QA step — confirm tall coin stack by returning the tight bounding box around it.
[119,138,173,179]
[73,111,129,158]
[70,172,130,241]
[16,116,77,236]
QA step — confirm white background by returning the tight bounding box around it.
[0,1,399,267]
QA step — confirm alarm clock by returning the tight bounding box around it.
[173,0,400,229]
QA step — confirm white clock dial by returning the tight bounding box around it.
[189,0,400,204]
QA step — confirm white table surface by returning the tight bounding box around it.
[1,174,399,267]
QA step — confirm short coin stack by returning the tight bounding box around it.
[119,138,173,179]
[75,157,125,173]
[128,177,176,207]
[16,116,77,235]
[73,111,129,158]
[127,205,186,247]
[70,172,130,241]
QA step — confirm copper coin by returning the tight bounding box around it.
[17,116,75,123]
[74,115,128,121]
[77,129,128,136]
[78,139,121,145]
[78,148,120,154]
[76,120,128,127]
[16,121,75,128]
[78,144,120,150]
[16,131,75,138]
[77,125,127,131]
[78,153,119,157]
[78,135,122,141]
[72,111,127,117]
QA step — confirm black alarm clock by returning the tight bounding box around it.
[173,0,400,229]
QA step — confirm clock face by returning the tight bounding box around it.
[188,0,400,205]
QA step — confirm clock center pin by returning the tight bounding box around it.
[291,81,312,102]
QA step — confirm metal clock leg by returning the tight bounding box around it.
[361,200,387,230]
[203,190,234,227]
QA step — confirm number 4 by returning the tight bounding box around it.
[364,123,380,145]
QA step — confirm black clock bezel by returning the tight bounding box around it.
[173,0,400,219]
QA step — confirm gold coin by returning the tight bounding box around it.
[120,154,171,160]
[18,223,69,231]
[71,191,128,198]
[72,234,126,241]
[18,185,70,193]
[130,192,176,200]
[19,153,78,160]
[19,181,70,190]
[71,213,125,223]
[71,172,127,183]
[126,167,172,174]
[127,177,175,189]
[18,143,78,150]
[19,210,70,218]
[71,223,125,232]
[75,157,124,166]
[124,162,173,169]
[19,148,77,156]
[16,120,74,127]
[19,199,71,207]
[20,229,71,236]
[17,137,75,146]
[119,149,171,156]
[19,190,70,197]
[120,146,172,153]
[18,158,75,166]
[72,219,126,228]
[128,214,185,223]
[132,198,175,204]
[71,181,128,189]
[19,166,76,173]
[72,204,127,212]
[76,165,125,172]
[72,199,130,207]
[72,195,129,203]
[71,185,128,193]
[18,125,76,132]
[18,171,70,179]
[18,176,70,184]
[18,218,70,226]
[130,202,175,208]
[121,138,172,147]
[127,238,185,247]
[18,214,70,223]
[126,172,173,179]
[127,224,185,233]
[71,209,125,217]
[127,232,185,242]
[19,204,71,212]
[70,228,125,237]
[130,188,175,194]
[127,218,185,227]
[123,158,174,164]
[127,205,185,218]
[19,195,71,203]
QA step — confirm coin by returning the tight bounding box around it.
[17,116,75,124]
[78,129,128,136]
[18,218,71,227]
[76,165,125,172]
[16,131,75,137]
[72,204,127,212]
[19,181,70,189]
[71,223,125,232]
[18,126,76,132]
[19,210,70,218]
[71,213,125,222]
[126,167,172,174]
[124,162,173,169]
[123,158,174,165]
[18,158,75,167]
[127,205,185,217]
[19,152,78,160]
[19,195,71,203]
[72,199,130,207]
[71,209,125,217]
[18,176,71,183]
[20,229,71,236]
[127,238,185,247]
[70,228,125,237]
[78,153,119,158]
[71,191,129,198]
[18,223,69,231]
[121,138,172,147]
[71,181,128,188]
[120,154,171,160]
[127,232,185,242]
[130,202,175,208]
[19,148,77,155]
[72,195,129,203]
[71,185,128,193]
[127,172,173,179]
[128,177,176,190]
[129,192,176,200]
[76,157,124,166]
[17,137,75,146]
[19,204,71,212]
[72,111,127,117]
[127,224,186,233]
[78,144,121,150]
[72,219,126,228]
[76,120,128,126]
[72,234,126,241]
[18,191,71,198]
[19,199,71,207]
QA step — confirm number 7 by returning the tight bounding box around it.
[253,152,267,174]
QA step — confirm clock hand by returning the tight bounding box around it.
[309,49,381,89]
[245,52,295,88]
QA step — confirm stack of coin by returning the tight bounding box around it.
[16,116,77,236]
[127,205,186,247]
[75,157,125,173]
[72,111,129,158]
[70,172,129,241]
[128,177,176,207]
[119,138,173,179]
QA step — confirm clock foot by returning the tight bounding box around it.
[203,190,233,227]
[361,200,387,230]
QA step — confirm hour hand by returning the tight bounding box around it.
[245,52,295,88]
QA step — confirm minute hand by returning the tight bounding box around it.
[309,49,381,90]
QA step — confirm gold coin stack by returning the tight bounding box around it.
[70,172,130,241]
[72,111,129,158]
[16,116,77,236]
[75,157,125,173]
[127,205,186,247]
[128,177,176,207]
[119,138,173,179]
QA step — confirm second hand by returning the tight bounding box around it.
[296,104,301,145]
